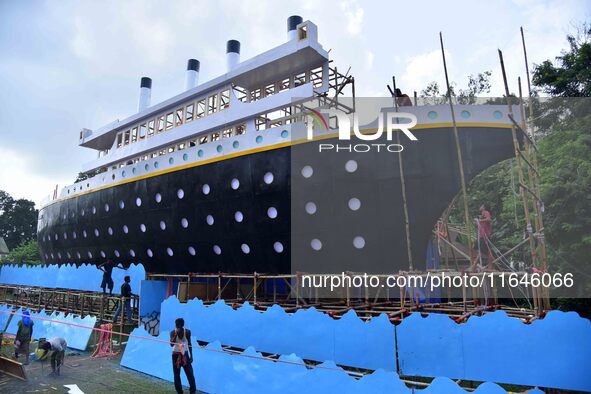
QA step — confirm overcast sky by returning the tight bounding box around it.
[0,0,588,206]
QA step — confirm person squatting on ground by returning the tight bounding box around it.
[170,318,197,394]
[14,310,34,365]
[113,275,133,324]
[38,337,67,377]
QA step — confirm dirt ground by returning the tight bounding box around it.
[0,344,205,394]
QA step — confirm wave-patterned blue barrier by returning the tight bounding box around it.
[159,296,396,371]
[397,310,591,392]
[121,326,525,394]
[0,304,96,351]
[0,263,145,293]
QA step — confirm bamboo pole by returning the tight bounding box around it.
[439,32,474,267]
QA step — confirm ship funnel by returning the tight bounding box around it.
[137,77,152,112]
[226,40,240,72]
[287,15,303,41]
[185,59,200,90]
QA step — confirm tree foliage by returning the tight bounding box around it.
[3,239,42,265]
[0,190,38,250]
[421,71,492,104]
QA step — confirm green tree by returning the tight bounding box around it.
[3,239,42,265]
[420,71,492,104]
[0,190,38,250]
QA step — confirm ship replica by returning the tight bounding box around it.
[38,16,521,274]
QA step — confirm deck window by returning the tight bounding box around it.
[175,108,184,126]
[124,130,130,145]
[116,133,123,148]
[157,116,165,134]
[235,123,246,135]
[222,128,232,138]
[294,71,307,87]
[278,77,290,92]
[264,83,275,97]
[148,119,155,137]
[199,135,208,144]
[139,124,147,139]
[131,127,138,143]
[207,94,217,115]
[251,88,262,101]
[219,89,230,110]
[210,131,220,141]
[185,103,194,122]
[196,99,206,118]
[166,112,174,130]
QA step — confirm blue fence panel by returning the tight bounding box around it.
[0,263,145,293]
[158,296,396,371]
[397,310,591,392]
[121,327,513,394]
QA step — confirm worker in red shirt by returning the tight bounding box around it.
[476,204,494,269]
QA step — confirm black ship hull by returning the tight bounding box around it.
[38,125,516,274]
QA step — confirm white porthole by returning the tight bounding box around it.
[51,253,54,259]
[81,209,85,216]
[267,207,278,219]
[234,211,244,223]
[301,165,313,178]
[63,232,67,240]
[57,252,62,259]
[206,215,214,226]
[83,230,87,238]
[129,249,136,257]
[88,251,93,258]
[76,252,81,259]
[92,206,96,214]
[54,234,58,240]
[202,184,210,195]
[166,248,174,256]
[160,220,166,230]
[181,218,189,228]
[231,178,240,190]
[114,250,120,258]
[45,253,48,259]
[147,249,153,257]
[273,241,284,253]
[177,189,184,199]
[123,225,129,234]
[311,239,323,251]
[108,227,113,235]
[140,224,146,232]
[241,244,250,254]
[305,202,317,215]
[213,245,222,255]
[188,246,196,256]
[345,160,358,173]
[136,197,142,207]
[94,228,100,237]
[100,250,106,258]
[72,231,77,239]
[348,198,361,211]
[67,252,71,259]
[104,203,110,212]
[263,172,274,185]
[353,236,366,249]
[119,200,125,209]
[155,193,162,203]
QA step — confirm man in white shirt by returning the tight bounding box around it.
[39,337,67,376]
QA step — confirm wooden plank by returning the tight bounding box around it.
[0,355,27,381]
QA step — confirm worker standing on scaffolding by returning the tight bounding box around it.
[476,204,494,269]
[395,88,413,106]
[170,318,197,394]
[113,275,133,324]
[98,259,118,295]
[14,310,34,365]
